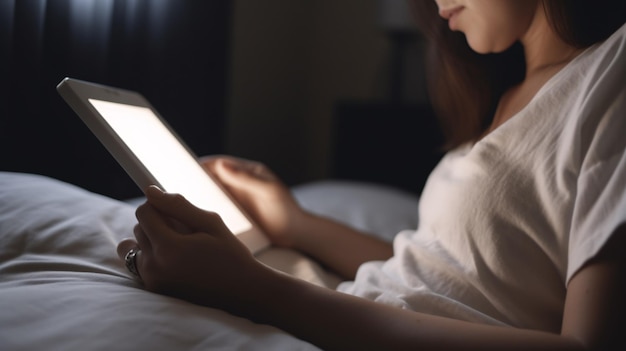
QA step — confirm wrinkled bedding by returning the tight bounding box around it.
[0,171,418,350]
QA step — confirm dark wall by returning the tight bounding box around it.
[226,1,443,195]
[1,0,232,200]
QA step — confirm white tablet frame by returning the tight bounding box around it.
[57,77,269,254]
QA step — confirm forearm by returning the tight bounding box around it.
[293,212,393,279]
[240,267,585,351]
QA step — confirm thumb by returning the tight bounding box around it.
[213,158,268,192]
[145,185,228,234]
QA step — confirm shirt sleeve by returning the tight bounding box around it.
[566,29,626,282]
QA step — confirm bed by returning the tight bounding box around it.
[0,171,419,350]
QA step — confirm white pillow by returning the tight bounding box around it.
[292,180,419,242]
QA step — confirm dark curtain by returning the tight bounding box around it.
[0,0,232,199]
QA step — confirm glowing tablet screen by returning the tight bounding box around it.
[88,99,252,235]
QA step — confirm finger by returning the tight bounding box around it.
[144,185,228,234]
[133,224,152,251]
[214,158,268,189]
[198,155,224,175]
[198,155,247,175]
[135,201,180,246]
[116,238,138,261]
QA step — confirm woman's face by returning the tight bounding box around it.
[434,0,539,53]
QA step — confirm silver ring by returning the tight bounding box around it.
[124,248,141,278]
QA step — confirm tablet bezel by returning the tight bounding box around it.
[57,77,269,254]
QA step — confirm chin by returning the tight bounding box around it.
[466,37,512,54]
[465,40,489,54]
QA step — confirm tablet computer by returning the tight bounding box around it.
[57,77,270,254]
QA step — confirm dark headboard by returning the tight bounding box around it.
[1,0,232,200]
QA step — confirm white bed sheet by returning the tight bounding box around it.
[0,171,418,350]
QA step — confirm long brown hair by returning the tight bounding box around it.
[410,0,626,149]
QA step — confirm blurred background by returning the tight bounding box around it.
[1,0,442,200]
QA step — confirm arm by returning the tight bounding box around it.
[201,156,392,279]
[293,211,392,279]
[561,224,626,351]
[251,266,581,351]
[259,226,625,351]
[119,188,625,351]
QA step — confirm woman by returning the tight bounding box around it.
[118,1,626,350]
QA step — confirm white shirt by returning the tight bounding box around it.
[338,23,626,331]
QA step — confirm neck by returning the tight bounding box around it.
[521,5,582,77]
